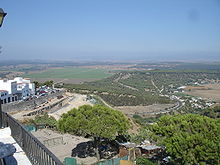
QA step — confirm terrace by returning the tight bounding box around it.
[0,112,63,165]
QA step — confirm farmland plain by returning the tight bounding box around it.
[23,67,111,79]
[185,83,220,103]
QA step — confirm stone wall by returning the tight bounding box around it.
[2,91,65,113]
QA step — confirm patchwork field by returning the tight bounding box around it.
[185,83,220,102]
[115,104,175,117]
[28,78,100,84]
[24,67,112,82]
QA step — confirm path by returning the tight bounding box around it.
[92,95,113,109]
[113,73,139,91]
[118,82,139,91]
[151,79,161,93]
[49,93,93,120]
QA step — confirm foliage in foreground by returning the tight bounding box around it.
[201,106,220,119]
[150,114,220,165]
[33,80,54,88]
[135,157,158,165]
[132,114,161,126]
[57,105,130,160]
[57,105,130,139]
[130,127,151,144]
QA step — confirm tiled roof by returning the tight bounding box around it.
[0,90,8,92]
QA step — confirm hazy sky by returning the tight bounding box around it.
[0,0,220,61]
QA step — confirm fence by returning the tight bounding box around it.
[2,112,63,165]
[2,91,65,113]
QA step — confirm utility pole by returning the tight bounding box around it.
[0,8,7,128]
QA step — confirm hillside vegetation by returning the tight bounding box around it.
[63,70,220,106]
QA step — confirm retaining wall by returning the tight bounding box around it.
[2,91,65,112]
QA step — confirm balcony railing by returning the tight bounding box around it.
[1,112,63,165]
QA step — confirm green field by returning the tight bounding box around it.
[24,67,111,79]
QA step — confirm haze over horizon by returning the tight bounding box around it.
[0,0,220,62]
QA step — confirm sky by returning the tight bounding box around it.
[0,0,220,62]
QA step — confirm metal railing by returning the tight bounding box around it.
[1,112,63,165]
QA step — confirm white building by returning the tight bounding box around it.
[0,77,35,102]
[0,90,18,104]
[16,82,30,99]
[14,77,35,95]
[0,90,10,104]
[0,79,18,104]
[0,79,17,95]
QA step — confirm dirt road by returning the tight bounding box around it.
[49,93,93,120]
[115,103,175,117]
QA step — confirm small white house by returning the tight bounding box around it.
[0,79,17,95]
[0,90,17,104]
[14,77,35,95]
[0,90,10,104]
[16,83,30,99]
[0,77,35,102]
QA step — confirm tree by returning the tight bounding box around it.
[33,81,40,88]
[57,105,130,160]
[202,106,220,119]
[135,157,158,165]
[43,80,53,87]
[130,127,151,144]
[30,113,57,128]
[150,114,220,165]
[33,80,54,89]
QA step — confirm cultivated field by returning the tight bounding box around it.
[115,104,175,117]
[29,78,100,84]
[24,67,111,81]
[185,83,220,102]
[184,86,210,90]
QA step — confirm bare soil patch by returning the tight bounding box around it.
[115,104,175,117]
[49,93,93,120]
[185,86,210,90]
[185,83,220,102]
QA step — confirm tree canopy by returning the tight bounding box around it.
[150,114,220,165]
[30,113,57,128]
[57,105,130,139]
[202,106,220,119]
[33,80,54,88]
[136,157,158,165]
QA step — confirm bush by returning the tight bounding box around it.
[31,113,57,128]
[136,157,157,165]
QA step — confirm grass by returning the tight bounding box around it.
[24,67,111,79]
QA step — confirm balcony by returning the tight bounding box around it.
[0,112,63,165]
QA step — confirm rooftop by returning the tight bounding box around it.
[0,90,8,92]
